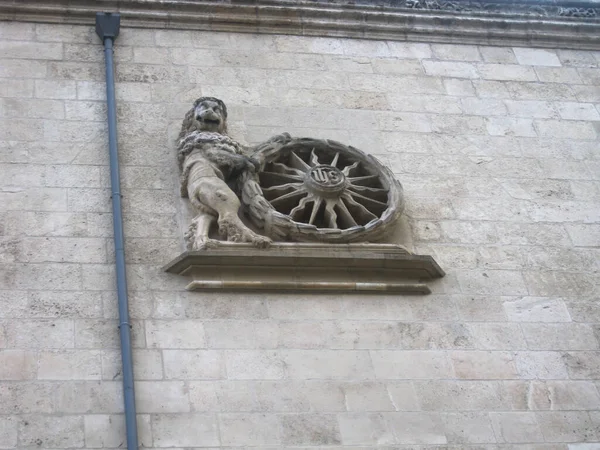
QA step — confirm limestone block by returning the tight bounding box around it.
[557,50,599,68]
[74,319,145,349]
[47,61,104,81]
[384,412,447,444]
[443,78,475,96]
[275,36,344,55]
[0,350,37,380]
[473,80,510,98]
[0,21,35,40]
[151,413,219,447]
[102,349,163,380]
[526,381,600,410]
[536,411,600,442]
[486,117,536,136]
[577,67,600,85]
[506,81,577,100]
[218,413,281,446]
[135,381,190,413]
[504,297,571,322]
[505,100,557,118]
[479,46,517,64]
[0,59,47,78]
[454,295,507,322]
[0,79,34,98]
[0,416,17,449]
[490,412,544,443]
[460,97,507,115]
[35,23,96,43]
[163,350,225,379]
[284,350,373,379]
[34,80,76,99]
[4,319,74,348]
[18,237,106,263]
[84,414,152,448]
[0,98,65,120]
[6,211,88,237]
[562,352,600,379]
[388,94,462,114]
[53,381,123,413]
[524,271,596,297]
[457,270,528,295]
[0,41,62,60]
[146,320,206,349]
[422,61,479,79]
[18,415,84,448]
[37,350,102,380]
[536,120,597,139]
[469,323,527,350]
[338,412,394,445]
[115,64,187,84]
[372,350,452,379]
[515,351,569,379]
[342,382,396,411]
[280,413,341,445]
[132,47,169,65]
[442,412,496,444]
[513,48,561,66]
[566,224,600,247]
[477,63,537,81]
[536,67,583,83]
[451,351,517,379]
[224,350,284,380]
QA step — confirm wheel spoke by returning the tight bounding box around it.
[309,148,320,167]
[330,152,339,168]
[348,174,380,187]
[271,161,305,177]
[342,193,378,224]
[347,184,388,202]
[348,191,387,215]
[289,195,312,220]
[260,171,304,187]
[262,183,303,200]
[288,151,311,172]
[308,197,323,225]
[342,161,360,176]
[334,199,358,228]
[324,202,338,228]
[270,189,307,206]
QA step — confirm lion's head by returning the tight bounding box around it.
[178,97,228,140]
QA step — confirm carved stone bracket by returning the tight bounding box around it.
[163,242,445,295]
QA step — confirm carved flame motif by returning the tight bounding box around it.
[259,147,389,229]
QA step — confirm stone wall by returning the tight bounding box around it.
[1,20,599,449]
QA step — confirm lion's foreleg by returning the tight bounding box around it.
[191,176,271,248]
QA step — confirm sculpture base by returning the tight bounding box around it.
[163,242,444,295]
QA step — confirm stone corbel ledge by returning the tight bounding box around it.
[1,0,599,50]
[163,242,445,295]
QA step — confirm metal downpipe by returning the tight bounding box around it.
[96,12,139,450]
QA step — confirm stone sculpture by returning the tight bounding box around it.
[178,97,405,248]
[177,97,271,249]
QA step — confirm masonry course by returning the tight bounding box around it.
[0,20,599,449]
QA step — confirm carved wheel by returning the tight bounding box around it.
[242,137,404,243]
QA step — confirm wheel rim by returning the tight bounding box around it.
[243,138,404,243]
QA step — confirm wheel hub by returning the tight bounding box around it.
[306,165,347,196]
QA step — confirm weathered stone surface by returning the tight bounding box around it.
[1,21,599,450]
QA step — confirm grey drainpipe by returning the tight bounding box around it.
[96,13,139,450]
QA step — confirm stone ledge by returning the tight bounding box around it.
[163,242,444,294]
[1,0,599,49]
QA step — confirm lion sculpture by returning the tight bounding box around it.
[177,97,271,250]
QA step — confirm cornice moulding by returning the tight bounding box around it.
[1,0,599,49]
